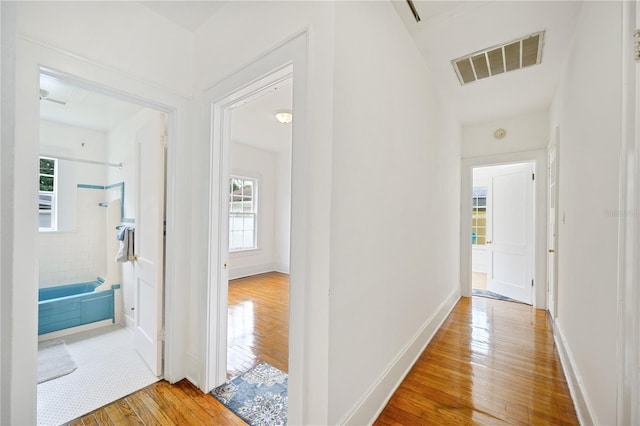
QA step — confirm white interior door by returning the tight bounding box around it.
[486,163,534,304]
[133,113,166,376]
[547,139,559,317]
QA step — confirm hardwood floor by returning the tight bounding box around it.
[63,272,288,425]
[64,282,578,425]
[374,296,579,425]
[227,271,289,377]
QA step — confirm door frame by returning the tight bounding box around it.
[201,32,309,425]
[547,127,560,318]
[617,0,640,422]
[12,38,189,422]
[461,150,547,308]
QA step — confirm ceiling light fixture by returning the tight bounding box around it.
[275,111,292,124]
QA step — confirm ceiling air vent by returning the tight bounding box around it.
[452,31,544,85]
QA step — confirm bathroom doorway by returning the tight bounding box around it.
[37,71,166,424]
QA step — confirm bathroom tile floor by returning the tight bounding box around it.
[37,324,159,426]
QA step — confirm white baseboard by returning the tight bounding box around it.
[184,352,199,387]
[38,319,114,342]
[340,288,461,425]
[552,317,596,425]
[228,263,276,280]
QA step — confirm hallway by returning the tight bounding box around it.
[375,296,578,424]
[65,294,578,425]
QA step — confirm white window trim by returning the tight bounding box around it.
[39,156,58,232]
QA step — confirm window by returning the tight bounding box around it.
[229,176,257,251]
[39,156,57,231]
[472,187,486,245]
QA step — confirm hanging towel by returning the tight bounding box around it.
[115,226,130,263]
[127,228,135,262]
[115,226,135,262]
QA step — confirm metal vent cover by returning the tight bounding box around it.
[452,31,544,85]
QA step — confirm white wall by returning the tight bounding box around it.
[16,1,194,97]
[549,2,622,424]
[39,120,108,230]
[229,142,277,279]
[107,108,161,220]
[462,109,549,158]
[329,2,461,423]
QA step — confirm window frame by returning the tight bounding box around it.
[39,156,58,232]
[228,175,258,252]
[471,186,487,246]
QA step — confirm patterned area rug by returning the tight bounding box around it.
[212,362,288,426]
[473,289,529,305]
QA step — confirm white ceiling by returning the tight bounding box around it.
[39,74,144,133]
[392,0,582,125]
[138,1,226,32]
[43,2,581,134]
[231,81,293,153]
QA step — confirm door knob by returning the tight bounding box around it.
[548,249,555,253]
[486,240,492,244]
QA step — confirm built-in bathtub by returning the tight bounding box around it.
[38,279,118,335]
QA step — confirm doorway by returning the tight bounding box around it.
[36,71,167,424]
[471,162,535,304]
[225,78,293,378]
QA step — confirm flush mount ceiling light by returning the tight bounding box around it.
[494,128,507,139]
[275,111,292,124]
[452,31,545,85]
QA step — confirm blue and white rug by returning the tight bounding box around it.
[472,289,529,305]
[211,362,288,426]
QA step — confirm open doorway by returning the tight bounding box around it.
[225,79,292,378]
[36,71,166,424]
[471,162,534,305]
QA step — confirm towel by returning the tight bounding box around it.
[127,228,135,261]
[115,227,135,262]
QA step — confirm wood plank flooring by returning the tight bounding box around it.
[374,296,579,425]
[63,272,288,425]
[227,272,289,377]
[64,280,578,425]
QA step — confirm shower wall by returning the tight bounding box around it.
[39,120,109,288]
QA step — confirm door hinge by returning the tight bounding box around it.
[532,173,535,181]
[158,327,165,341]
[635,29,640,61]
[531,279,534,287]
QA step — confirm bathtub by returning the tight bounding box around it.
[38,279,116,335]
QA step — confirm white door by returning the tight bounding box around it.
[486,163,534,304]
[133,113,166,376]
[547,139,559,317]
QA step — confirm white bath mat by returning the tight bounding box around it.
[38,339,77,384]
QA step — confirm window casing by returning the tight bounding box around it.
[39,157,57,231]
[229,176,257,251]
[472,187,486,245]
